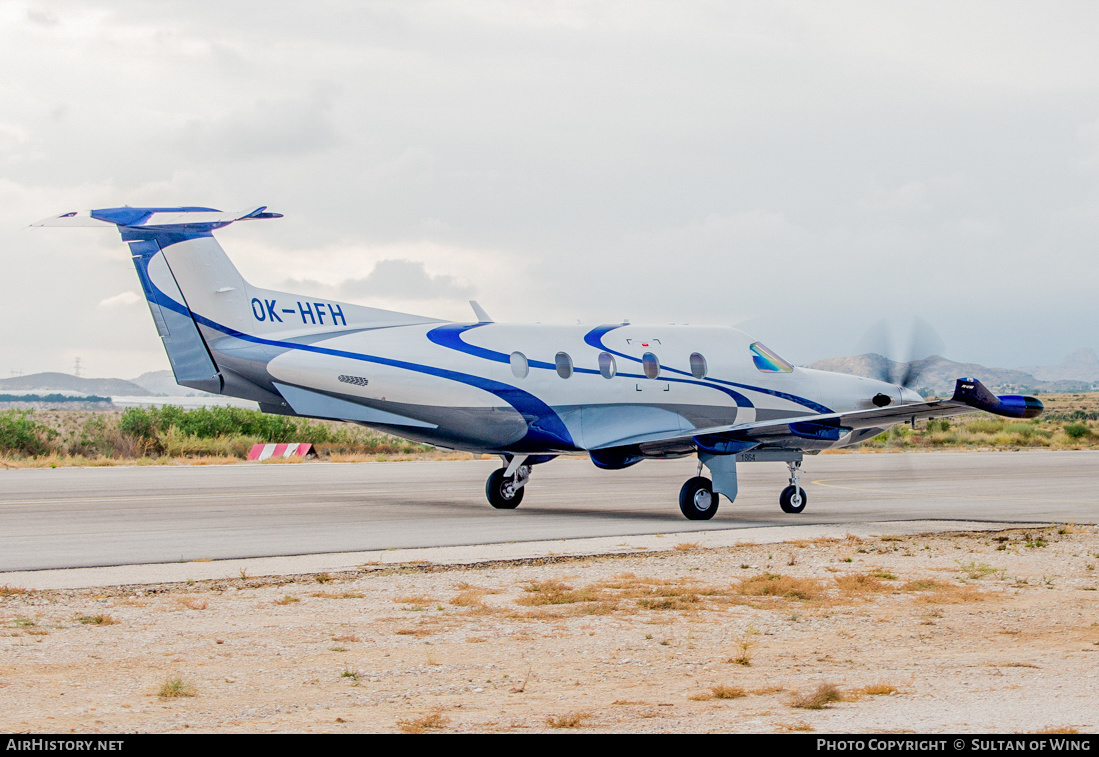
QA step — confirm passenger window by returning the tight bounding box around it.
[750,342,793,373]
[555,352,573,379]
[642,352,660,379]
[689,352,707,379]
[598,352,616,379]
[510,351,529,379]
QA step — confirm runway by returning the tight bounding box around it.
[1,450,1095,572]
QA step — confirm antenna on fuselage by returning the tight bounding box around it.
[469,300,493,323]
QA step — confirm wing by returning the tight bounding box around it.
[589,378,1044,463]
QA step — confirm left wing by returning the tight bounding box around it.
[591,378,1043,456]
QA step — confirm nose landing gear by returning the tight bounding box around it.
[779,460,807,514]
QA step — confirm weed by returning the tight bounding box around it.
[157,677,196,698]
[397,711,450,734]
[957,561,997,580]
[340,668,360,681]
[238,568,249,580]
[870,571,897,580]
[76,614,117,625]
[730,627,759,666]
[510,665,533,693]
[13,616,36,628]
[329,646,348,652]
[545,711,592,728]
[274,595,300,605]
[790,684,843,709]
[0,585,28,596]
[674,542,699,551]
[316,573,332,584]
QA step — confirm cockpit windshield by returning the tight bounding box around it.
[750,342,793,373]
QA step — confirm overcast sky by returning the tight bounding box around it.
[2,1,1098,379]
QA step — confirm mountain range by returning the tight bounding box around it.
[809,348,1099,395]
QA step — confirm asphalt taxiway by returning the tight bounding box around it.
[1,451,1094,580]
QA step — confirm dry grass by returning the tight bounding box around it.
[674,542,700,551]
[835,573,892,594]
[76,614,116,625]
[1030,727,1080,734]
[545,711,592,728]
[177,598,208,610]
[397,711,450,733]
[157,677,196,698]
[517,580,604,606]
[846,683,899,700]
[690,684,747,701]
[274,595,300,605]
[777,721,815,732]
[0,585,28,596]
[394,595,435,606]
[737,573,823,601]
[790,683,843,709]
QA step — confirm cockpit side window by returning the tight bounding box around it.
[750,342,793,373]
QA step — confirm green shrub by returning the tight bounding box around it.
[1064,423,1091,439]
[0,410,58,456]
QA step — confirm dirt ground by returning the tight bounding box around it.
[2,525,1097,734]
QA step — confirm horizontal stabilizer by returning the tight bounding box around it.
[31,206,282,230]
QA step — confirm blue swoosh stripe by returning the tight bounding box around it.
[138,254,577,451]
[584,324,832,414]
[429,323,754,407]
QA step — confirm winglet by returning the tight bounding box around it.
[469,300,493,323]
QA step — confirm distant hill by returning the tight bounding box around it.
[0,372,150,397]
[1021,348,1099,384]
[129,370,219,397]
[809,354,1097,395]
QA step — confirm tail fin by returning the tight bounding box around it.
[33,206,281,394]
[35,205,441,403]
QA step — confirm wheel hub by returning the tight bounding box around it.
[693,489,712,511]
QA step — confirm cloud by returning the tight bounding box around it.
[177,91,339,161]
[25,9,59,27]
[340,259,475,301]
[98,291,142,307]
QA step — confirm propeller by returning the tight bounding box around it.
[855,316,946,392]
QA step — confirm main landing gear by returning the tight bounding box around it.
[485,457,531,509]
[779,460,807,514]
[679,476,718,520]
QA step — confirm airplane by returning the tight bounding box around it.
[33,206,1044,520]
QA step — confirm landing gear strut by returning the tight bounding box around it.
[779,460,807,514]
[486,456,531,510]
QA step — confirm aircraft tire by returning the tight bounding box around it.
[486,468,524,509]
[779,485,807,514]
[679,476,718,520]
